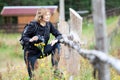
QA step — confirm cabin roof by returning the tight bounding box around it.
[1,6,57,16]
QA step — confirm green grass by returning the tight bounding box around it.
[110,32,120,56]
[106,16,118,25]
[82,16,119,49]
[111,32,120,48]
[0,33,22,58]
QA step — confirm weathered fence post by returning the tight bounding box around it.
[67,8,82,79]
[58,0,70,77]
[58,3,82,79]
[59,0,65,21]
[92,0,110,80]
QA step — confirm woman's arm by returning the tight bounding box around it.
[22,23,36,43]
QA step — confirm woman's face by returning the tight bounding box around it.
[42,12,51,22]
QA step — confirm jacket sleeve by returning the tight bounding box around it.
[50,22,62,38]
[22,23,36,43]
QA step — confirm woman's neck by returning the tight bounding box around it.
[40,21,46,27]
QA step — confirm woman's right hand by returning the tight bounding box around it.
[29,36,39,42]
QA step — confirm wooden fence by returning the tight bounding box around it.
[85,7,120,21]
[59,34,120,80]
[0,24,25,33]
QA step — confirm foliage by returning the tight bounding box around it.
[0,0,120,20]
[0,0,58,6]
[106,0,120,10]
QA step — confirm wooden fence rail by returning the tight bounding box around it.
[60,34,120,79]
[0,24,25,33]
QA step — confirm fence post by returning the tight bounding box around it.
[68,8,82,79]
[58,0,70,77]
[59,0,65,21]
[92,0,110,80]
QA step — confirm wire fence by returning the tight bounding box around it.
[85,7,120,20]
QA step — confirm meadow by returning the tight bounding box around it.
[0,16,120,80]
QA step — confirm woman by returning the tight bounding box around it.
[22,8,62,79]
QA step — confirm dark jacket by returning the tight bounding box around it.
[22,21,61,50]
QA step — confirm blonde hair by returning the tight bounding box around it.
[34,8,51,22]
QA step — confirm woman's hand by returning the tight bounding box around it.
[29,36,39,42]
[50,39,58,46]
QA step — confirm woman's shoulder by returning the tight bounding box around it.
[29,20,38,26]
[25,20,38,30]
[46,22,53,27]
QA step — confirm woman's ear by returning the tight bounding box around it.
[41,16,43,19]
[39,16,43,20]
[39,16,41,20]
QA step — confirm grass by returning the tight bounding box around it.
[0,16,120,80]
[110,32,120,56]
[82,16,119,49]
[0,33,26,80]
[0,33,22,59]
[109,31,120,80]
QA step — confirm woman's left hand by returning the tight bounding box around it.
[50,39,58,46]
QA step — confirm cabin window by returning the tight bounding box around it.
[3,16,18,24]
